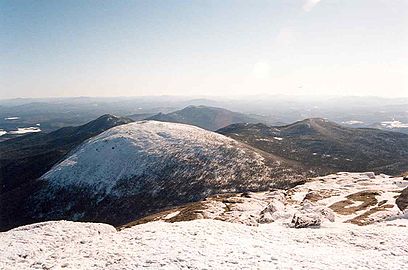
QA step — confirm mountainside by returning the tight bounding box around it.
[0,114,133,194]
[218,118,408,175]
[0,121,305,231]
[146,105,268,130]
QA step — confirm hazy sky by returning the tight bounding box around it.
[1,0,407,98]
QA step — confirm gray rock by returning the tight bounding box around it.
[290,212,321,228]
[396,187,408,211]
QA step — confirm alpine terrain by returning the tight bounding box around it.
[0,120,306,231]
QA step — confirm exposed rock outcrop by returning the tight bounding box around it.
[396,187,408,212]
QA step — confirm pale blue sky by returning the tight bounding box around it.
[1,0,407,98]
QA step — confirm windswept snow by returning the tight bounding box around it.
[41,121,278,194]
[1,219,407,270]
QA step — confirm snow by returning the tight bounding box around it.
[138,172,407,227]
[41,121,271,195]
[8,127,41,134]
[1,172,408,269]
[164,211,180,220]
[342,120,364,125]
[1,219,407,270]
[273,136,283,141]
[381,120,408,128]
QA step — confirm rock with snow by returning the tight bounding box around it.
[290,212,322,228]
[258,199,286,224]
[128,172,404,228]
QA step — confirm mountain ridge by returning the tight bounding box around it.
[217,118,408,175]
[146,105,270,130]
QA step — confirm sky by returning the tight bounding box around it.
[1,0,407,98]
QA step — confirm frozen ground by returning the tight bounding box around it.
[1,172,407,270]
[1,218,407,270]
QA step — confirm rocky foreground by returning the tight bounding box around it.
[1,172,407,270]
[123,172,408,228]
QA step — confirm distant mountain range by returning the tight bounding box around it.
[218,118,408,175]
[146,105,274,131]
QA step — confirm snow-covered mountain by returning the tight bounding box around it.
[21,121,305,227]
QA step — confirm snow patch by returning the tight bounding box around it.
[8,127,41,134]
[342,120,364,125]
[381,120,408,128]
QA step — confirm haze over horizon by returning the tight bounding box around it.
[1,0,407,98]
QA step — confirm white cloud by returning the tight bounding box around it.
[303,0,321,12]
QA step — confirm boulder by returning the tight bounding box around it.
[364,172,376,179]
[290,212,321,228]
[396,187,408,212]
[319,207,336,222]
[258,199,285,224]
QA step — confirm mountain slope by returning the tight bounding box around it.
[218,118,408,175]
[0,114,133,194]
[146,105,267,130]
[2,121,305,231]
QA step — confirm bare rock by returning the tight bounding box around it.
[396,187,408,212]
[258,200,285,224]
[364,172,376,179]
[290,212,321,228]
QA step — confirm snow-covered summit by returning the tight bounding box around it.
[42,120,287,194]
[36,121,303,226]
[43,121,238,193]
